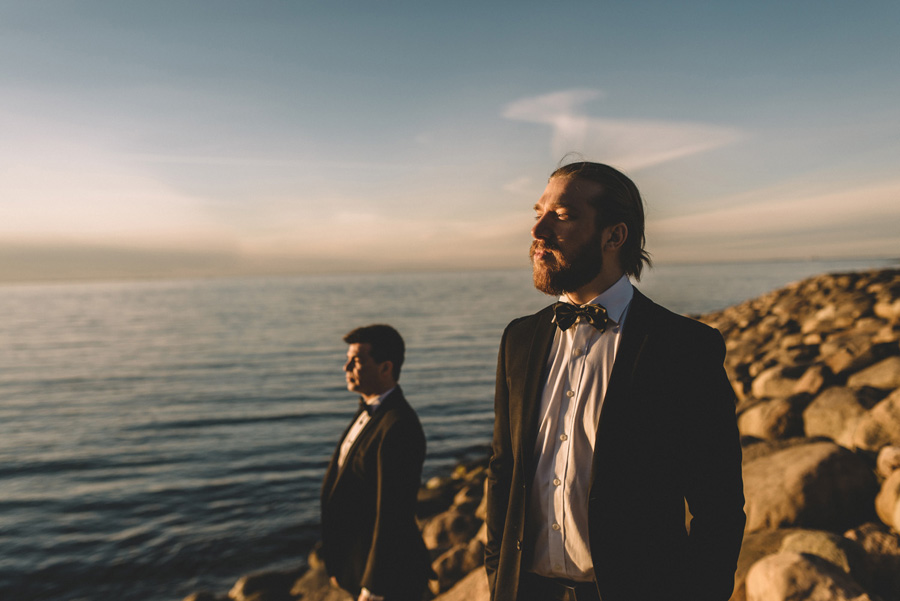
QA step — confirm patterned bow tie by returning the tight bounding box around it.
[358,399,378,416]
[552,302,609,332]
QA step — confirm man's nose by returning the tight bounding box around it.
[532,213,552,240]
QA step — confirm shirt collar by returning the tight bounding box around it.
[363,386,395,413]
[559,274,633,325]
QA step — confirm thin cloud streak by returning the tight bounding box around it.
[649,179,900,262]
[503,89,744,170]
[654,179,900,235]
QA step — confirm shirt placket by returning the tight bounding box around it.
[548,321,592,575]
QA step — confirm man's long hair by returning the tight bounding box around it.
[550,162,652,280]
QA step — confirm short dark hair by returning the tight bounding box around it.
[343,324,405,381]
[550,161,652,280]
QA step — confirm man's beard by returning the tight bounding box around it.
[530,238,604,296]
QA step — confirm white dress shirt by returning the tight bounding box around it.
[525,275,634,581]
[337,387,394,468]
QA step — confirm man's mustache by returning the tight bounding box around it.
[530,239,561,256]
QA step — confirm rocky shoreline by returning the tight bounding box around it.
[184,267,900,601]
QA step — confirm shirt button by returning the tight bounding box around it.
[552,523,561,531]
[574,348,583,357]
[560,434,568,441]
[554,564,562,571]
[566,390,575,398]
[553,478,561,486]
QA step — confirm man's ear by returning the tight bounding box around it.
[377,360,394,379]
[604,223,628,250]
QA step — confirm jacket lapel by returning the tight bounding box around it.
[518,306,557,480]
[326,387,403,500]
[589,289,653,489]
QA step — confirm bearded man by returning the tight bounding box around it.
[485,162,745,601]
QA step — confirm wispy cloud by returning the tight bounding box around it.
[655,179,900,234]
[649,179,900,261]
[503,89,743,170]
[502,176,538,196]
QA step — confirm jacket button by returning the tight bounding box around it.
[516,539,521,551]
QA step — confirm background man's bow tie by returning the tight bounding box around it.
[358,399,377,416]
[552,302,609,332]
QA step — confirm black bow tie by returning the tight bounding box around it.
[552,302,609,332]
[358,399,378,416]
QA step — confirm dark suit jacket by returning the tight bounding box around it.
[485,290,745,601]
[321,386,431,600]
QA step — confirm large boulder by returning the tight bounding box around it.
[738,396,806,440]
[422,507,481,550]
[433,567,489,601]
[845,522,900,601]
[820,334,892,377]
[792,364,832,396]
[874,299,900,322]
[431,544,469,595]
[752,365,802,399]
[875,470,900,533]
[848,357,900,390]
[853,388,900,453]
[430,536,485,595]
[730,529,802,601]
[290,565,354,601]
[228,567,307,601]
[742,441,877,533]
[746,552,875,601]
[777,529,868,579]
[803,387,880,448]
[876,446,900,478]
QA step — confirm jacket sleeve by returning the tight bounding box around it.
[361,414,426,595]
[485,325,513,598]
[680,327,746,601]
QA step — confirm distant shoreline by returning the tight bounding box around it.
[0,255,897,287]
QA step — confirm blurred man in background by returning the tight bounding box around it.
[321,324,431,601]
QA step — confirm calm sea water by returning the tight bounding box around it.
[0,259,895,601]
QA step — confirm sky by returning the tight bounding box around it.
[2,0,899,282]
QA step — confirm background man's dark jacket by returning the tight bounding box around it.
[485,290,746,601]
[321,387,431,600]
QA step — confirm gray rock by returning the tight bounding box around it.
[433,567,488,601]
[474,480,488,521]
[746,552,875,601]
[845,522,900,601]
[431,543,468,595]
[803,387,875,447]
[752,365,801,399]
[778,529,868,579]
[876,446,900,478]
[290,563,354,601]
[738,396,806,440]
[793,364,832,396]
[854,388,900,453]
[229,567,306,601]
[422,508,481,550]
[742,441,877,533]
[874,299,900,322]
[462,537,485,573]
[731,529,803,601]
[848,357,900,390]
[875,470,900,533]
[453,482,484,514]
[740,436,821,463]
